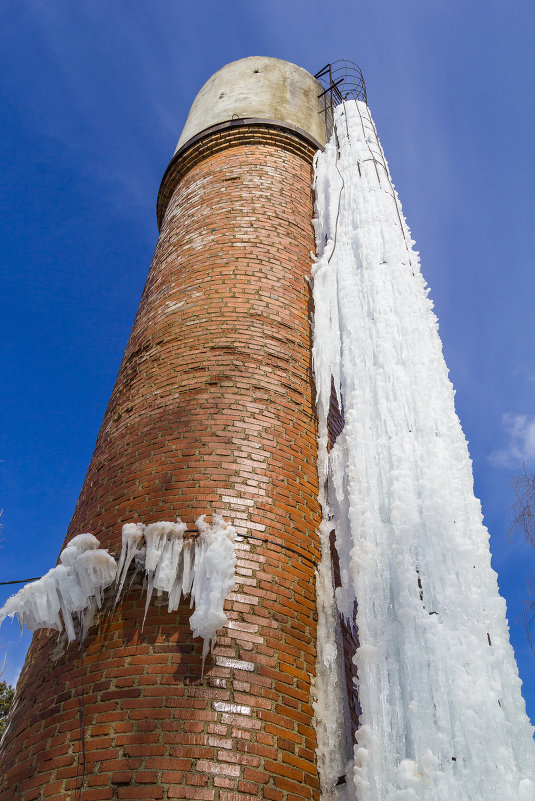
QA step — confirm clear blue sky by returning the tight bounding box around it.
[1,0,534,727]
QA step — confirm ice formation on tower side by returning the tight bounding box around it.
[142,520,188,627]
[313,523,351,794]
[0,534,116,642]
[114,522,145,608]
[112,515,237,661]
[0,516,236,660]
[311,99,535,800]
[189,515,237,662]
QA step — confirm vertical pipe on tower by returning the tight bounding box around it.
[0,58,328,801]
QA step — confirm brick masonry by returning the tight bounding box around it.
[327,382,361,742]
[0,126,325,800]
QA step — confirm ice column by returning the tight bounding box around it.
[312,100,535,801]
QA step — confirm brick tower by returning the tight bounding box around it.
[0,58,336,801]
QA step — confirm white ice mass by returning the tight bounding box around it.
[0,516,236,659]
[189,515,237,662]
[0,534,116,642]
[113,515,237,660]
[311,99,535,800]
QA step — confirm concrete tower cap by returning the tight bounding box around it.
[175,56,327,151]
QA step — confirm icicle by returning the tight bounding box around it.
[74,549,118,609]
[142,521,184,628]
[166,541,185,612]
[54,564,85,642]
[114,522,145,608]
[153,520,187,598]
[0,568,61,635]
[189,515,237,668]
[0,534,117,642]
[181,538,195,598]
[80,601,98,641]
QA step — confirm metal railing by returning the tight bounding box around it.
[314,60,367,141]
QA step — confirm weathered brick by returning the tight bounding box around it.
[0,123,322,801]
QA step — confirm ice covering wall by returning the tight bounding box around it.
[311,100,535,801]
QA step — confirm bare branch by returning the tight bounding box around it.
[510,468,535,546]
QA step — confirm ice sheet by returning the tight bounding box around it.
[311,99,535,800]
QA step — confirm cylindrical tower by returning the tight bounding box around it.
[1,57,328,800]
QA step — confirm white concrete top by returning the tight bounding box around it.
[175,57,327,152]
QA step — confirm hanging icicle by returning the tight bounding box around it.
[0,515,237,662]
[0,534,116,642]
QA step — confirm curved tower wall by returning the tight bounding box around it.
[0,58,325,801]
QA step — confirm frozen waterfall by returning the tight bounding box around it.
[311,99,535,801]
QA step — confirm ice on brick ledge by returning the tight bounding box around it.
[113,514,236,658]
[142,520,187,628]
[0,516,236,659]
[0,533,117,642]
[189,515,237,663]
[311,100,535,800]
[114,522,145,609]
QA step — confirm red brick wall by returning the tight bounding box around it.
[329,533,361,742]
[327,389,360,744]
[0,126,323,800]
